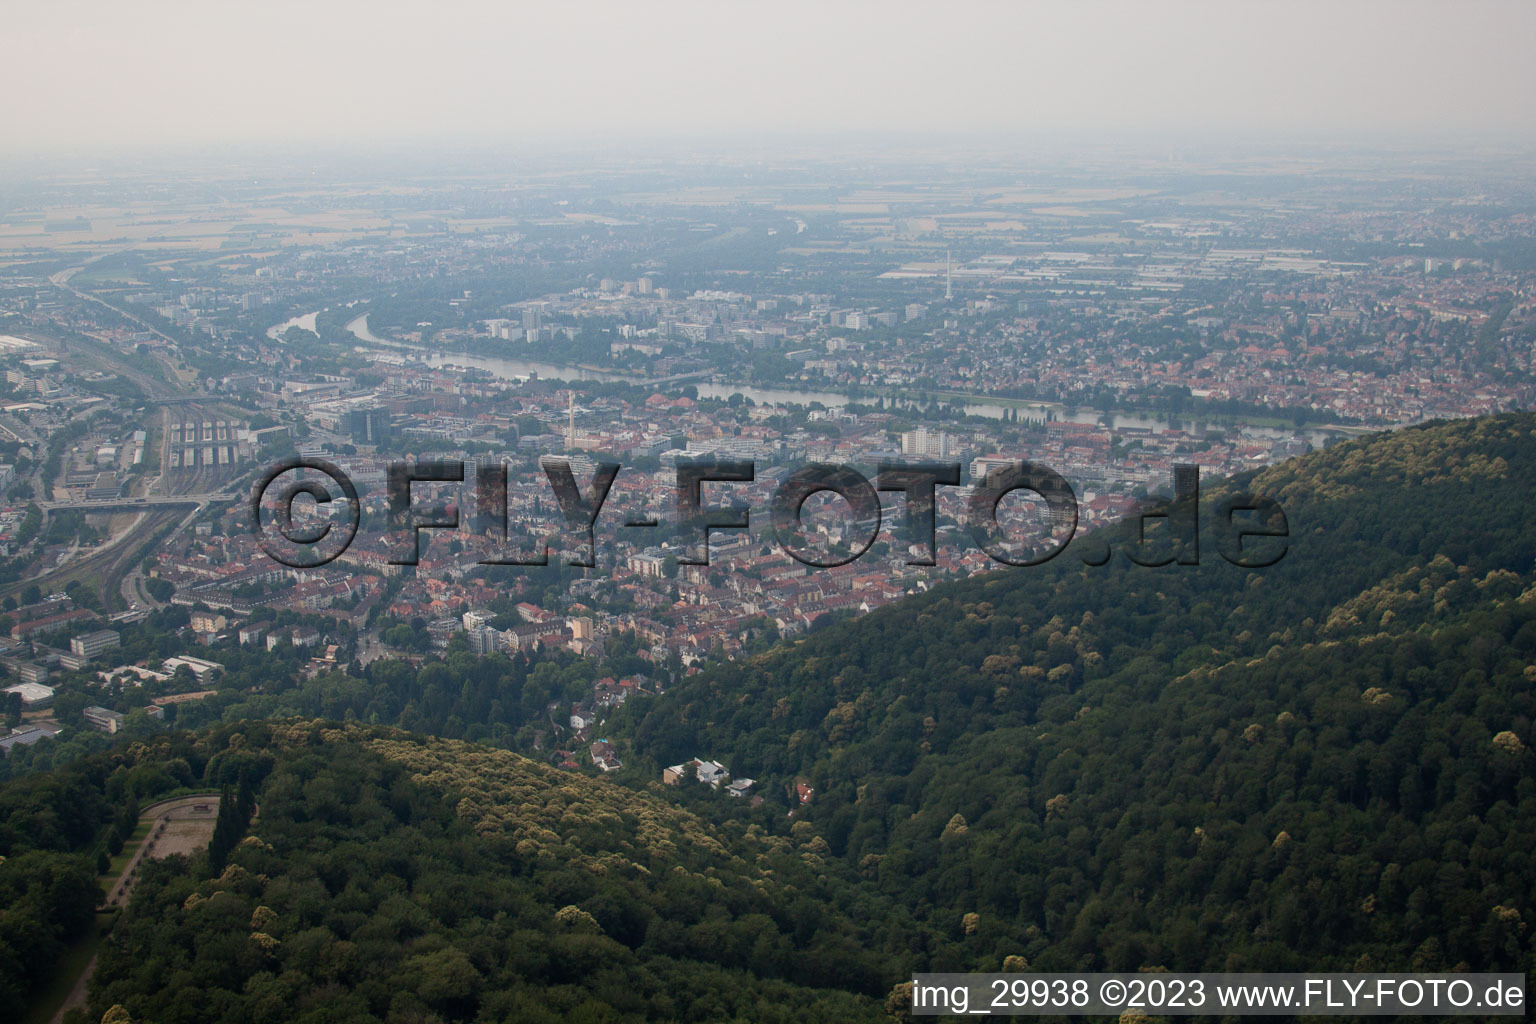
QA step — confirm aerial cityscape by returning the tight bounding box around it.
[2,2,1533,1022]
[2,151,1531,730]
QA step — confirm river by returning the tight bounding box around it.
[347,313,1054,416]
[265,310,320,341]
[343,312,1354,443]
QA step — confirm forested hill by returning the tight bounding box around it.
[5,414,1534,1024]
[37,722,895,1022]
[616,412,1536,976]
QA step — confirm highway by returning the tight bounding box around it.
[6,262,244,608]
[49,264,182,359]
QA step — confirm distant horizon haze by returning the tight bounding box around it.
[4,0,1535,159]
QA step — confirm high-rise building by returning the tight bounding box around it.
[1173,463,1199,501]
[343,407,391,445]
[901,427,952,458]
[522,304,544,338]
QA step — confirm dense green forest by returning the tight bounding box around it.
[18,723,892,1023]
[613,414,1536,976]
[2,413,1534,1021]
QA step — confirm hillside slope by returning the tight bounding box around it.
[10,414,1535,1023]
[618,413,1536,975]
[82,722,890,1023]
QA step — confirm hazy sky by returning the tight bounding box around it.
[6,0,1535,155]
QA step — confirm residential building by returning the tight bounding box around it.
[589,740,622,772]
[901,427,952,458]
[189,613,228,634]
[70,629,122,660]
[83,706,125,733]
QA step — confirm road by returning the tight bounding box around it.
[49,795,226,1024]
[5,482,238,610]
[40,492,232,513]
[16,266,250,609]
[120,566,160,612]
[0,507,178,605]
[50,265,182,356]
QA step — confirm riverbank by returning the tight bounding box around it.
[342,310,1370,442]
